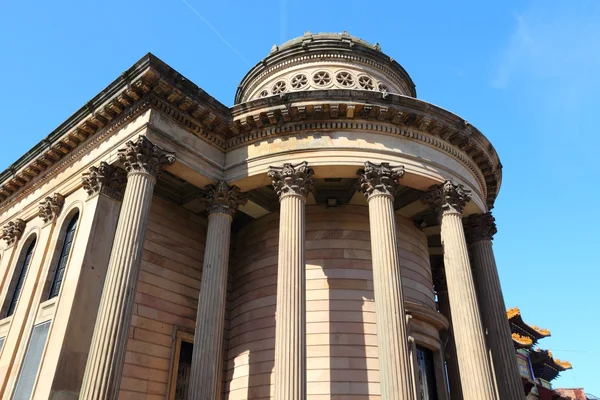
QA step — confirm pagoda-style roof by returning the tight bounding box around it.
[530,348,573,382]
[508,307,551,346]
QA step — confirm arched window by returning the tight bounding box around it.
[7,238,37,317]
[48,212,79,299]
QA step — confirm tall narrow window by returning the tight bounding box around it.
[417,345,439,400]
[48,213,79,299]
[7,238,37,317]
[12,321,51,399]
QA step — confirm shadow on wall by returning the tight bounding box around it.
[224,204,381,399]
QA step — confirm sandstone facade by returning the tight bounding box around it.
[0,32,518,399]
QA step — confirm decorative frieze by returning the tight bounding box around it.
[81,162,127,200]
[463,212,497,243]
[2,219,26,246]
[421,180,471,214]
[357,161,404,199]
[200,181,247,216]
[117,136,176,178]
[38,193,65,224]
[268,161,315,199]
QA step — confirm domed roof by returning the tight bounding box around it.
[235,32,417,104]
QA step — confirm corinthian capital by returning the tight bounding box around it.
[463,212,497,243]
[82,162,127,200]
[268,162,315,199]
[200,181,247,217]
[39,193,65,223]
[421,180,471,214]
[2,219,25,246]
[117,136,175,178]
[357,161,404,199]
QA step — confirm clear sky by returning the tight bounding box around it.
[1,0,598,394]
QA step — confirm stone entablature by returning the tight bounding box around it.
[0,54,230,211]
[0,53,501,212]
[231,89,501,208]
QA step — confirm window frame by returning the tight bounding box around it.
[168,329,194,400]
[2,235,38,318]
[47,211,80,300]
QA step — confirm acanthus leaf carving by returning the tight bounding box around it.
[82,162,127,200]
[200,181,247,217]
[1,218,25,246]
[357,161,404,199]
[421,180,471,214]
[463,212,497,243]
[117,136,175,178]
[268,162,315,199]
[38,193,65,223]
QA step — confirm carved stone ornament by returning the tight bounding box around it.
[39,193,65,223]
[117,136,175,178]
[267,161,315,199]
[2,218,25,246]
[357,161,405,198]
[463,212,497,243]
[82,162,127,200]
[421,180,472,214]
[200,181,247,217]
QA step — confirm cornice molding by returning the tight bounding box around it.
[229,90,501,208]
[0,54,231,210]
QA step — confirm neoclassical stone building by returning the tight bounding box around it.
[0,32,522,399]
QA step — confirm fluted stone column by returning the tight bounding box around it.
[358,161,414,400]
[268,162,314,400]
[433,266,463,400]
[422,181,497,400]
[464,213,525,400]
[80,137,174,399]
[187,182,246,400]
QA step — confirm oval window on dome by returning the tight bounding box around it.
[290,74,308,89]
[259,89,269,98]
[312,71,331,86]
[271,81,287,94]
[358,75,375,90]
[335,71,355,87]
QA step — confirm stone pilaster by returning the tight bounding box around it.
[80,136,174,399]
[1,219,25,246]
[187,181,246,400]
[82,162,127,200]
[268,162,314,400]
[358,161,414,400]
[464,213,525,400]
[38,193,65,224]
[422,180,497,400]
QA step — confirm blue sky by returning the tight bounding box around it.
[1,0,598,394]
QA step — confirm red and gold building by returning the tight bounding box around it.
[508,308,573,400]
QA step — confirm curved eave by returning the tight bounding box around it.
[512,333,534,348]
[508,308,551,341]
[235,33,417,104]
[231,89,502,207]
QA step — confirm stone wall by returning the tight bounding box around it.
[118,196,207,399]
[225,204,434,399]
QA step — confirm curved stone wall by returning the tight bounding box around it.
[225,204,435,399]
